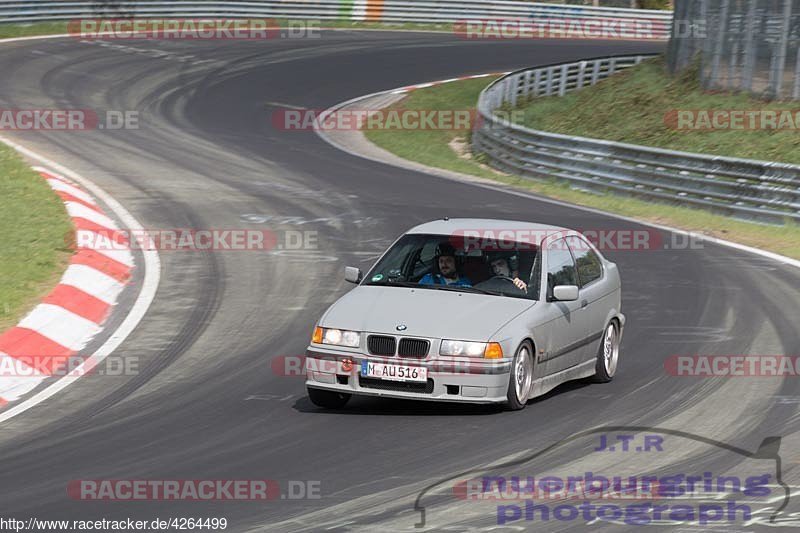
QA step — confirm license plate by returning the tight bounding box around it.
[360,361,428,382]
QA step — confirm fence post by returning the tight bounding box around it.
[728,11,741,92]
[741,0,758,92]
[590,60,601,84]
[666,0,681,72]
[510,75,519,106]
[559,64,569,96]
[767,0,793,99]
[672,0,699,73]
[709,0,730,89]
[577,60,587,89]
[524,70,533,97]
[699,0,713,87]
[794,44,800,100]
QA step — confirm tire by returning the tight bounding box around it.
[506,341,534,411]
[592,321,620,383]
[307,387,351,409]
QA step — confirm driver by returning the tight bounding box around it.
[419,243,472,287]
[489,253,528,293]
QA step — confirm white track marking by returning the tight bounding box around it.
[18,304,102,350]
[60,264,126,304]
[65,201,118,229]
[46,178,97,205]
[76,231,135,268]
[0,352,47,402]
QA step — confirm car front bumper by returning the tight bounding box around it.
[305,347,512,404]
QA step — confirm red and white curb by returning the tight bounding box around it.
[390,72,511,95]
[0,167,133,407]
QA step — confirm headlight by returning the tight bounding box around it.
[440,340,504,359]
[440,340,487,357]
[312,327,361,348]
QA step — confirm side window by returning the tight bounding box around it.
[567,236,603,287]
[546,239,577,293]
[411,240,438,279]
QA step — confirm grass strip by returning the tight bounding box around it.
[0,144,72,331]
[363,74,800,260]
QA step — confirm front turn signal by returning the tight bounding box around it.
[484,342,504,359]
[312,326,323,344]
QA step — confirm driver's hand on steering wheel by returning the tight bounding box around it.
[513,277,528,293]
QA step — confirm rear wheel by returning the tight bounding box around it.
[307,387,351,409]
[506,341,534,410]
[592,321,619,383]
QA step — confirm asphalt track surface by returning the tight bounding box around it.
[0,31,799,532]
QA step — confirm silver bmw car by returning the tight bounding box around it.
[305,219,625,410]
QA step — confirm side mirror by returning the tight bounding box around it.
[552,285,579,302]
[344,266,362,284]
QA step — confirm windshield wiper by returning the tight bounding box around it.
[366,280,419,288]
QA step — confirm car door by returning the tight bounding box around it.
[532,237,583,375]
[566,235,607,364]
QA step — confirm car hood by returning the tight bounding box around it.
[320,285,535,341]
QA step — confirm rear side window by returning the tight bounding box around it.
[567,236,603,287]
[546,239,577,291]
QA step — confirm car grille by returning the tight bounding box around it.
[367,335,396,356]
[398,338,430,358]
[359,376,434,394]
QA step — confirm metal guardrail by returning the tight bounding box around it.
[0,0,672,34]
[474,56,800,224]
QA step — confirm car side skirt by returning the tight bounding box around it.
[531,359,597,399]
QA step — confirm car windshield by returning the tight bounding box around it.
[363,233,540,300]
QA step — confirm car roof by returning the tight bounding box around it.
[406,218,572,237]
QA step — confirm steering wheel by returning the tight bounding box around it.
[489,275,518,285]
[487,275,527,293]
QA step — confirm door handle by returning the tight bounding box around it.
[581,299,589,309]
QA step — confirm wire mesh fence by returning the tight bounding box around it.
[668,0,800,100]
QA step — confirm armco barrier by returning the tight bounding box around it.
[473,56,800,224]
[0,0,671,39]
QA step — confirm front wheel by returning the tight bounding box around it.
[506,341,534,410]
[592,321,620,383]
[307,387,351,409]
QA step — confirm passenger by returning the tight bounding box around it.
[489,253,528,292]
[418,243,472,287]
